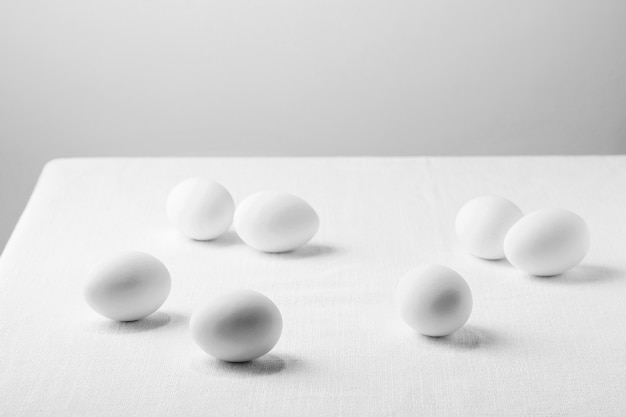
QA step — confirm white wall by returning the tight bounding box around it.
[1,0,625,250]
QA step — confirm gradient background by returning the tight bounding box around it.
[1,0,625,251]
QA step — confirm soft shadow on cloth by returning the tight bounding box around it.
[469,256,623,285]
[530,264,624,285]
[417,325,500,351]
[472,256,514,269]
[156,228,243,248]
[85,311,189,334]
[191,353,302,377]
[275,244,340,259]
[190,230,243,248]
[161,226,339,258]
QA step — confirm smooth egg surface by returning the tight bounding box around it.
[455,195,523,260]
[190,290,283,362]
[396,264,473,337]
[84,251,171,321]
[166,178,235,240]
[234,191,319,253]
[504,208,590,276]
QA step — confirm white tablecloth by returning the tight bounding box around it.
[1,157,625,416]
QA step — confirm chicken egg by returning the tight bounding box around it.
[504,208,590,276]
[190,290,283,362]
[234,191,319,253]
[396,264,473,337]
[455,195,523,260]
[84,251,171,321]
[166,178,235,240]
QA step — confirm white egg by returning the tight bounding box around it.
[396,264,473,337]
[84,251,171,321]
[166,178,235,240]
[234,191,319,253]
[190,290,283,362]
[504,208,590,276]
[455,195,523,260]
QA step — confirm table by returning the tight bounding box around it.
[1,157,625,417]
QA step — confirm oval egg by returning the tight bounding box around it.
[504,208,590,276]
[166,178,235,240]
[84,251,171,321]
[455,195,523,260]
[396,264,473,337]
[234,191,319,253]
[190,290,283,362]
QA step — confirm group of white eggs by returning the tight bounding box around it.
[85,177,319,362]
[166,177,320,252]
[398,195,590,337]
[84,184,590,363]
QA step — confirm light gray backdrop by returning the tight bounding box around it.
[1,0,625,251]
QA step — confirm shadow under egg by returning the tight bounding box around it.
[272,244,341,259]
[418,325,500,350]
[189,230,243,248]
[192,353,301,377]
[529,264,624,284]
[86,311,189,334]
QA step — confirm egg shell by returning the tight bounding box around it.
[84,251,171,322]
[166,178,235,240]
[234,191,319,253]
[190,290,283,362]
[504,208,590,276]
[455,195,523,260]
[396,264,473,337]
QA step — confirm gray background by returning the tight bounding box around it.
[1,0,625,251]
